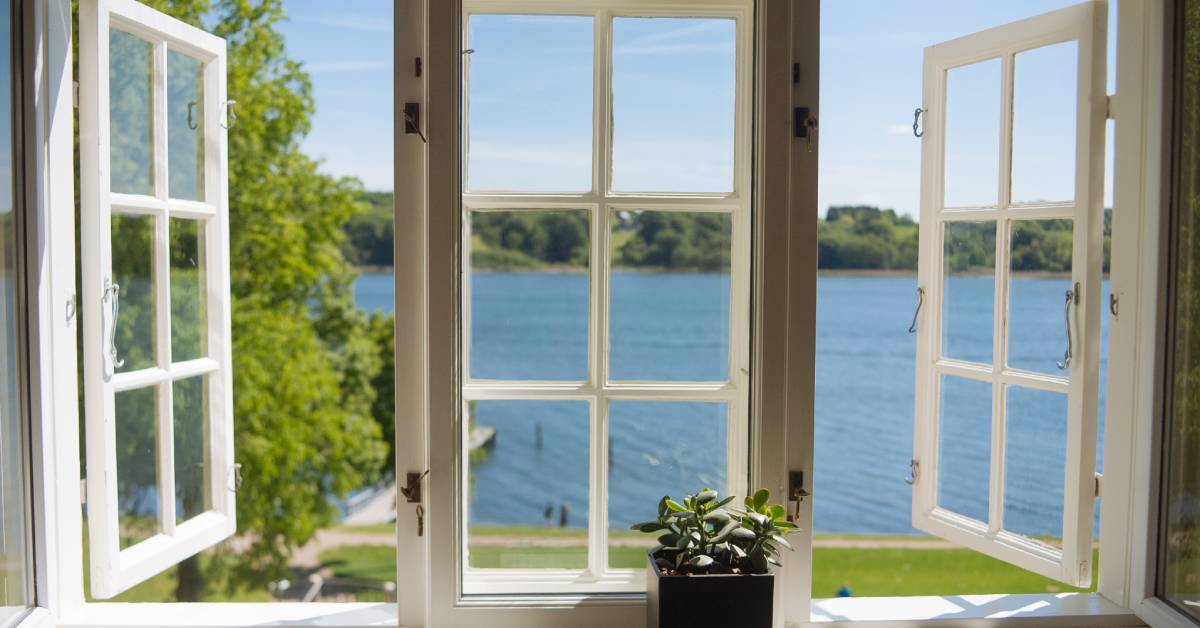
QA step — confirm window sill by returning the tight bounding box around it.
[54,603,397,628]
[809,592,1140,626]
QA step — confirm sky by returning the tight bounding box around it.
[278,0,1116,217]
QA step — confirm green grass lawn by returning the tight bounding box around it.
[319,531,1100,598]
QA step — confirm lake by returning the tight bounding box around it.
[354,271,1108,536]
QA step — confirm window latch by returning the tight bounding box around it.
[787,470,810,522]
[905,459,919,485]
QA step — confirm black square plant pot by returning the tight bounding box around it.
[645,553,774,628]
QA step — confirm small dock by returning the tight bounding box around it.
[469,425,497,450]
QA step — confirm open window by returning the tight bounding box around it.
[77,0,234,599]
[912,2,1107,587]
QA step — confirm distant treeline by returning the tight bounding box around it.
[343,193,1110,273]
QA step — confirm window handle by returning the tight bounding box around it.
[102,278,124,380]
[1056,283,1079,371]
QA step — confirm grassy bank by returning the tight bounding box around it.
[320,527,1099,598]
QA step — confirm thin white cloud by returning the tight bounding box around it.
[887,123,912,136]
[614,19,734,55]
[304,60,389,74]
[292,14,391,33]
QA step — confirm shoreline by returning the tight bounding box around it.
[356,266,1104,279]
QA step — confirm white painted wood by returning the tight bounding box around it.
[26,0,86,619]
[392,2,429,625]
[1118,2,1200,627]
[453,0,752,602]
[912,1,1108,588]
[78,0,234,599]
[809,592,1136,627]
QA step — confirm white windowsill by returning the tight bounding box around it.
[53,603,398,628]
[25,593,1142,628]
[810,593,1140,626]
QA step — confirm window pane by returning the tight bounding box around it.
[116,386,159,548]
[937,375,991,523]
[167,50,205,201]
[1007,219,1074,374]
[112,213,156,372]
[611,18,735,193]
[1159,0,1200,616]
[465,15,592,192]
[468,210,588,380]
[110,29,155,196]
[170,218,206,362]
[466,400,589,569]
[1003,386,1066,548]
[609,211,731,381]
[942,221,995,364]
[607,401,727,568]
[943,58,1000,208]
[1011,42,1078,205]
[0,0,31,609]
[173,376,210,524]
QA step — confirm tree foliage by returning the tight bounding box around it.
[345,198,1108,274]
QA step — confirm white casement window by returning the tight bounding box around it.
[77,0,234,599]
[455,0,753,597]
[912,2,1107,587]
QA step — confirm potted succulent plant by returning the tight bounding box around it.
[631,488,798,628]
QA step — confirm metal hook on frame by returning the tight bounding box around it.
[913,107,925,138]
[908,287,924,334]
[187,101,199,130]
[221,100,237,130]
[229,463,244,492]
[905,459,919,485]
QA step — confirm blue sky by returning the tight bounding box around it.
[278,0,1115,216]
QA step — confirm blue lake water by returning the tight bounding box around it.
[355,271,1108,536]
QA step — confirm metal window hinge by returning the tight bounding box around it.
[1106,95,1116,120]
[1094,472,1102,498]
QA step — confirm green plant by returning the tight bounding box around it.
[631,488,798,576]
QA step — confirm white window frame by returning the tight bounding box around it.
[77,0,235,599]
[5,0,1180,626]
[911,1,1108,588]
[456,0,753,597]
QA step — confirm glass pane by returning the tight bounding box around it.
[608,401,727,568]
[0,0,31,609]
[111,214,156,372]
[468,210,588,380]
[1003,386,1066,548]
[942,221,995,364]
[465,15,592,192]
[109,29,155,196]
[1008,219,1074,373]
[173,376,210,524]
[1159,0,1200,615]
[937,376,991,523]
[466,400,589,569]
[944,58,1001,208]
[610,211,731,381]
[116,386,159,548]
[170,218,206,362]
[167,50,204,201]
[1011,42,1078,205]
[611,17,736,193]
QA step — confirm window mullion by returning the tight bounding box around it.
[152,38,178,535]
[984,52,1016,536]
[587,7,612,580]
